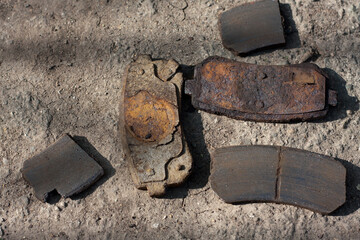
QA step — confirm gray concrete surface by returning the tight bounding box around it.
[1,0,360,239]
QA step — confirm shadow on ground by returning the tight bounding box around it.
[332,158,360,216]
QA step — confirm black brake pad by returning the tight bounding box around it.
[22,134,104,202]
[219,0,285,55]
[210,145,346,214]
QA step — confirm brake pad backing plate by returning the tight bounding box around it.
[185,56,336,122]
[119,55,192,196]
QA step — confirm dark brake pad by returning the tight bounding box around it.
[219,0,285,55]
[119,55,192,197]
[210,145,346,214]
[185,56,337,122]
[22,134,104,202]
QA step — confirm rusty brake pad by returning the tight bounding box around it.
[21,134,104,202]
[119,55,192,197]
[219,0,285,55]
[185,56,337,122]
[210,145,346,214]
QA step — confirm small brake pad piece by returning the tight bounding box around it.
[185,56,337,122]
[210,146,346,214]
[219,0,285,55]
[22,135,104,202]
[119,55,192,197]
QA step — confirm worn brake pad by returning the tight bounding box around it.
[21,135,104,202]
[210,145,346,214]
[185,56,337,122]
[219,0,285,55]
[119,55,192,197]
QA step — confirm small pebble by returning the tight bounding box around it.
[20,196,29,206]
[58,201,67,209]
[345,83,354,92]
[151,223,159,229]
[346,110,353,116]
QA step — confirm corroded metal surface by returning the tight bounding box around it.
[21,135,104,202]
[219,0,285,55]
[185,56,337,122]
[210,145,346,214]
[119,55,192,197]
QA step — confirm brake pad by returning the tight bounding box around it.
[119,55,192,197]
[219,0,285,55]
[22,135,104,202]
[185,56,337,122]
[210,145,346,214]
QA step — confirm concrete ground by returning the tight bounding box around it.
[1,0,360,239]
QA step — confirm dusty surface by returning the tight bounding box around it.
[0,0,360,239]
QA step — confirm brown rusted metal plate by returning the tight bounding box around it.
[219,0,285,55]
[210,145,346,214]
[119,55,192,197]
[185,56,337,122]
[21,134,104,202]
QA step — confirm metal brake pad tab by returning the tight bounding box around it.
[185,56,337,122]
[119,55,192,197]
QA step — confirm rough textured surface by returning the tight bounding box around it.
[22,134,104,202]
[0,0,360,239]
[210,145,346,214]
[120,55,192,196]
[185,56,334,122]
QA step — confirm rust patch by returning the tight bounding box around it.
[185,56,337,122]
[125,91,178,143]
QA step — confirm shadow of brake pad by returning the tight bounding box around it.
[119,55,192,197]
[21,134,104,202]
[185,56,337,122]
[210,145,346,214]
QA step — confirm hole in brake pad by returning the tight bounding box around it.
[21,134,104,202]
[210,145,346,214]
[185,56,337,122]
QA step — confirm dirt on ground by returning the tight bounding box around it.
[1,0,360,239]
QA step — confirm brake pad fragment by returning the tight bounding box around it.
[219,0,285,55]
[22,134,104,202]
[210,145,346,214]
[185,56,337,122]
[119,55,192,197]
